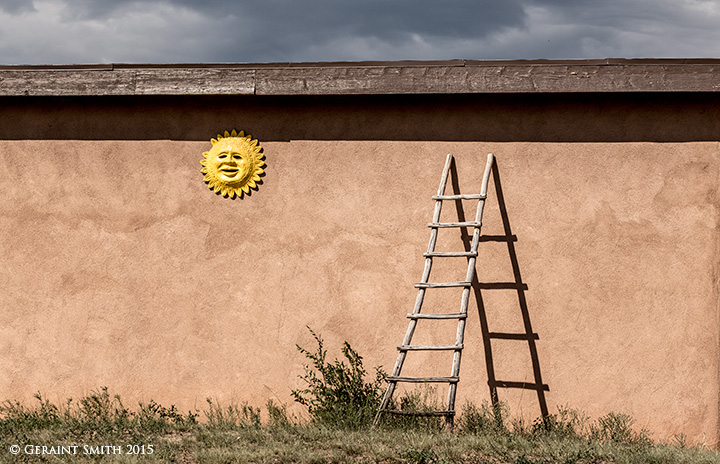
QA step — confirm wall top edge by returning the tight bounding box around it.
[1,58,719,95]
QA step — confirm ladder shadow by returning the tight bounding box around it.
[449,156,550,418]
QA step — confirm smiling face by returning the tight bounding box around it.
[209,139,253,185]
[200,130,265,198]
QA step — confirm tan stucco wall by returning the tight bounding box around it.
[0,94,718,444]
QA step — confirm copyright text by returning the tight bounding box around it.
[9,444,154,455]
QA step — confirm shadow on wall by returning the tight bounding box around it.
[448,157,550,419]
[1,93,719,142]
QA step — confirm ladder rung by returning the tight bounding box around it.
[428,222,481,228]
[493,381,549,391]
[382,409,456,417]
[488,332,539,340]
[387,376,459,383]
[397,344,463,351]
[432,194,486,200]
[476,282,528,290]
[415,282,472,288]
[423,251,478,257]
[407,313,467,320]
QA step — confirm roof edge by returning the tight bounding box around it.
[1,58,719,96]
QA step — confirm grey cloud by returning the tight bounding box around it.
[71,0,528,63]
[0,0,35,14]
[498,0,718,59]
[220,0,528,39]
[210,0,530,61]
[528,0,719,34]
[59,0,528,39]
[43,0,531,62]
[1,0,719,64]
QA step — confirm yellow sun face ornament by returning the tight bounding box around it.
[201,130,265,199]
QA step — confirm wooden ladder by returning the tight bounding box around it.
[373,153,549,429]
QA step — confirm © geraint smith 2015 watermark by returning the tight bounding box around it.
[9,444,154,456]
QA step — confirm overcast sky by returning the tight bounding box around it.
[1,0,719,64]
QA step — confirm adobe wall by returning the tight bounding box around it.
[0,93,718,444]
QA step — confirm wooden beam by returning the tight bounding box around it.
[134,69,255,95]
[255,63,720,95]
[1,60,719,96]
[0,69,136,96]
[0,68,255,96]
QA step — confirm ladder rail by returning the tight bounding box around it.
[375,154,454,422]
[374,153,547,428]
[446,153,494,420]
[375,154,496,427]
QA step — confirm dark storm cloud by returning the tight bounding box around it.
[49,0,533,62]
[192,0,528,39]
[0,0,718,64]
[61,0,527,39]
[59,0,528,53]
[0,0,35,14]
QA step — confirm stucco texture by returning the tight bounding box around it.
[0,137,718,443]
[0,93,718,444]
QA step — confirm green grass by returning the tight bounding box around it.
[0,389,719,463]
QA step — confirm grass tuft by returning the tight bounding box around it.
[204,398,261,429]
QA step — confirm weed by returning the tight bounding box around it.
[0,387,199,443]
[673,432,689,448]
[589,412,652,445]
[402,446,440,464]
[137,400,198,433]
[0,392,61,434]
[379,386,446,430]
[291,327,387,429]
[204,398,261,429]
[73,386,133,433]
[531,405,587,439]
[266,399,294,429]
[457,400,508,435]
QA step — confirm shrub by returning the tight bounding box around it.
[291,327,387,429]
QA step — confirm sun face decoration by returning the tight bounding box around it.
[200,130,265,199]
